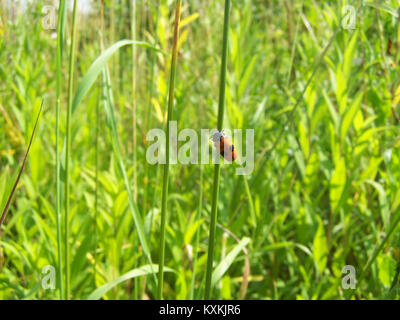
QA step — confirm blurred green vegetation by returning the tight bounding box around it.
[0,0,400,299]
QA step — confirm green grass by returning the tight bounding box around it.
[0,101,43,228]
[158,0,182,300]
[1,0,400,300]
[204,0,231,300]
[64,0,78,299]
[55,0,67,301]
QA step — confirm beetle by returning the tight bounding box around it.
[212,130,237,162]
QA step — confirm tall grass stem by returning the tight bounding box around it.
[0,101,43,228]
[55,0,67,301]
[158,0,182,300]
[189,166,203,299]
[204,0,231,300]
[64,0,78,300]
[131,0,138,202]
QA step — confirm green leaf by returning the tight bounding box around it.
[0,102,43,228]
[67,39,161,274]
[377,255,396,287]
[313,216,327,274]
[366,2,398,17]
[323,89,339,128]
[330,156,346,213]
[340,92,363,144]
[70,234,93,281]
[72,40,162,114]
[365,180,390,230]
[343,31,358,80]
[221,276,232,300]
[288,134,306,178]
[87,265,174,300]
[238,55,258,98]
[336,67,347,115]
[101,66,153,270]
[211,237,250,288]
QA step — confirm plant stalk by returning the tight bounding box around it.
[204,0,231,300]
[158,0,182,300]
[55,0,66,301]
[189,166,203,299]
[64,0,78,300]
[131,0,138,202]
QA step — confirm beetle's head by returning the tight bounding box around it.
[212,131,224,142]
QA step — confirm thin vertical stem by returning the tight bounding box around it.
[0,101,43,228]
[96,0,106,295]
[64,0,78,300]
[204,0,230,300]
[93,81,100,290]
[55,0,66,301]
[110,0,115,79]
[143,0,161,216]
[189,166,203,299]
[143,0,161,300]
[130,0,138,300]
[131,0,137,202]
[158,0,182,300]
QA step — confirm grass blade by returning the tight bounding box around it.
[101,58,156,284]
[0,101,43,229]
[131,0,138,203]
[71,40,162,115]
[204,0,231,300]
[211,237,250,289]
[158,0,182,300]
[63,37,161,292]
[189,166,203,299]
[64,0,78,300]
[55,0,67,300]
[345,209,400,299]
[87,265,174,300]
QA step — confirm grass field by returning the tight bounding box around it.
[1,0,400,300]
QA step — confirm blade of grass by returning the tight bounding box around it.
[0,100,43,229]
[130,2,139,298]
[345,209,400,299]
[214,223,250,299]
[71,40,162,115]
[211,237,250,289]
[96,0,106,294]
[143,1,162,299]
[189,166,203,299]
[64,37,161,294]
[131,0,138,203]
[64,0,78,300]
[158,0,182,300]
[143,0,161,223]
[102,55,157,285]
[93,81,101,292]
[389,256,400,292]
[286,0,303,87]
[55,0,67,301]
[246,5,362,205]
[96,3,159,289]
[87,264,174,300]
[204,0,231,300]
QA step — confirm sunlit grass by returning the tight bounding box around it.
[158,0,182,300]
[55,0,67,301]
[0,0,399,300]
[204,0,231,300]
